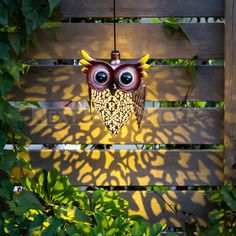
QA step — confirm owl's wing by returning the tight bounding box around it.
[131,54,150,127]
[132,80,146,128]
[88,87,94,114]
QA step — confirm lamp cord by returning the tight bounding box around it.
[113,0,117,51]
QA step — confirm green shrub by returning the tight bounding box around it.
[0,168,165,235]
[200,185,236,236]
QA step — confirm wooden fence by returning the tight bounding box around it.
[9,0,236,228]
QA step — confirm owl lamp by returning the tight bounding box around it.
[80,50,150,136]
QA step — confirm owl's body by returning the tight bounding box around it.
[80,50,149,136]
[92,89,134,136]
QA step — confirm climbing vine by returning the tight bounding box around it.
[0,0,61,177]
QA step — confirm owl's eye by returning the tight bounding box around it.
[94,70,108,84]
[119,72,134,86]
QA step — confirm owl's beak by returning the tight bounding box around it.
[110,83,117,95]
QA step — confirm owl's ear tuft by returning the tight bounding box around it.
[141,64,150,70]
[80,59,91,67]
[81,50,93,62]
[81,67,88,73]
[141,71,149,78]
[138,53,150,78]
[80,50,94,74]
[139,53,150,65]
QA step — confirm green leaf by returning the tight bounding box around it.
[92,189,129,218]
[3,216,21,235]
[151,223,165,236]
[75,222,94,235]
[22,0,48,36]
[0,97,6,118]
[72,190,90,211]
[0,220,4,235]
[21,175,37,192]
[207,190,223,205]
[7,191,43,215]
[0,73,14,96]
[209,209,224,224]
[152,18,161,23]
[55,205,91,223]
[42,216,63,236]
[0,42,10,61]
[0,178,14,200]
[23,168,75,206]
[110,217,130,233]
[162,17,190,42]
[28,214,45,236]
[30,31,41,49]
[222,186,236,211]
[132,222,141,236]
[140,221,150,235]
[48,0,61,15]
[0,7,8,26]
[40,21,61,29]
[106,228,120,236]
[94,211,109,231]
[0,151,19,175]
[7,65,20,87]
[0,130,6,153]
[92,189,102,207]
[4,104,25,130]
[8,33,21,55]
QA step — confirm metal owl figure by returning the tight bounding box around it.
[79,50,150,136]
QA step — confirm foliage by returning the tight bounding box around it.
[0,168,165,235]
[0,0,61,175]
[161,57,197,81]
[200,185,236,236]
[161,17,190,42]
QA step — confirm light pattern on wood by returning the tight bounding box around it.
[17,150,223,186]
[20,108,223,144]
[120,191,213,227]
[9,66,224,102]
[25,24,224,59]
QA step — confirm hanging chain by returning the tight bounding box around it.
[113,0,117,51]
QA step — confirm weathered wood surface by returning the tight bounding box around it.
[120,191,212,227]
[9,66,224,102]
[20,108,223,144]
[25,23,224,59]
[19,150,224,186]
[60,0,224,17]
[224,0,236,183]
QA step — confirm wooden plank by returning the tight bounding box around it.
[25,23,224,59]
[19,150,224,186]
[120,191,212,227]
[9,66,224,102]
[60,0,224,17]
[224,0,236,183]
[20,108,223,144]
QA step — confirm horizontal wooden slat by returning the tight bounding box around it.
[60,0,224,17]
[9,66,224,102]
[26,23,224,59]
[120,191,212,227]
[19,150,224,186]
[20,108,223,144]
